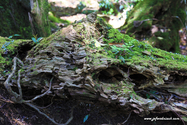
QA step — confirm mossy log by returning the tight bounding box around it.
[1,12,187,123]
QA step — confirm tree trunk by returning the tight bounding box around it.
[1,12,187,123]
[120,0,186,53]
[0,0,51,38]
[30,0,51,37]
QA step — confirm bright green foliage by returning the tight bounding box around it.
[31,34,43,44]
[0,35,35,74]
[1,34,21,51]
[104,29,123,43]
[98,0,143,15]
[76,1,86,13]
[99,0,118,15]
[48,11,70,30]
[31,37,42,44]
[48,12,70,24]
[103,28,137,44]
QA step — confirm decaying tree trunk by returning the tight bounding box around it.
[1,12,187,124]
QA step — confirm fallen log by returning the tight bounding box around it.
[1,12,187,124]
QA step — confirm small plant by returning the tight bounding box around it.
[83,114,89,123]
[102,28,146,64]
[31,34,43,44]
[1,34,21,51]
[99,0,117,15]
[8,34,21,39]
[110,45,126,63]
[77,1,86,12]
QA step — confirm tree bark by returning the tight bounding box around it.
[30,0,51,37]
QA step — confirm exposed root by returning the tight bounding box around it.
[3,57,75,125]
[122,111,131,124]
[4,57,23,102]
[26,102,76,125]
[24,77,54,103]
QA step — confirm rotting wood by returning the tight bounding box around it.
[1,12,187,124]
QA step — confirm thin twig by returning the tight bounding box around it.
[0,103,6,108]
[166,105,185,125]
[64,105,76,125]
[127,67,132,81]
[26,102,61,125]
[36,96,54,109]
[168,94,173,103]
[0,97,14,103]
[122,111,131,124]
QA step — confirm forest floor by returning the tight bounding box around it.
[0,0,185,125]
[0,86,183,125]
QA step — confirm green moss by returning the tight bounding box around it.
[95,26,187,71]
[121,0,156,32]
[0,36,34,73]
[103,28,124,43]
[50,22,56,28]
[35,0,51,37]
[121,0,185,52]
[48,12,70,24]
[0,1,33,38]
[28,30,61,57]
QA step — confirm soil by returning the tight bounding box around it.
[0,85,184,125]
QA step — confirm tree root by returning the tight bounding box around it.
[122,111,131,124]
[3,57,75,125]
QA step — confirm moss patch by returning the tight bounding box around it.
[99,28,187,71]
[0,36,35,73]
